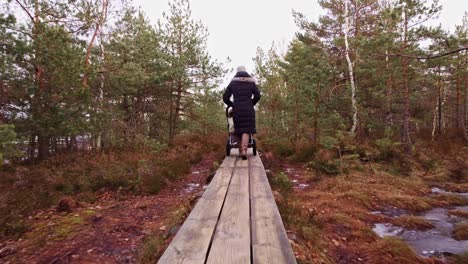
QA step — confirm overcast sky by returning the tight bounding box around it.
[133,0,467,81]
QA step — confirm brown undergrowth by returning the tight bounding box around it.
[393,216,434,230]
[262,137,467,264]
[0,133,225,263]
[0,133,225,239]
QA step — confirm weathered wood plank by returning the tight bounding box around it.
[158,165,235,264]
[236,158,249,168]
[206,167,251,264]
[250,155,297,264]
[220,155,236,168]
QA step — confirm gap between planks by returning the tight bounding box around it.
[158,155,297,264]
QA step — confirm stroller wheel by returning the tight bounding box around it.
[226,143,231,156]
[253,139,257,156]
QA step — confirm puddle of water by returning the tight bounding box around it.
[431,187,468,197]
[373,188,468,257]
[373,206,408,217]
[373,223,403,237]
[183,183,200,193]
[296,183,309,189]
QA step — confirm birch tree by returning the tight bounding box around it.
[344,0,358,134]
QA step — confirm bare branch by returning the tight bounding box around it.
[379,46,468,60]
[14,0,35,23]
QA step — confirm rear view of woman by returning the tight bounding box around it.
[223,66,261,160]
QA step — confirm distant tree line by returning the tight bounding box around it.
[254,0,468,152]
[0,0,226,161]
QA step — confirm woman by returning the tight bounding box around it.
[223,66,261,160]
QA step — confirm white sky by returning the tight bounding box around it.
[133,0,467,82]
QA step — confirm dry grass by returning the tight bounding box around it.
[448,209,468,218]
[138,202,191,263]
[272,167,433,263]
[263,138,468,263]
[393,216,434,230]
[0,133,225,238]
[430,194,468,207]
[453,223,468,241]
[364,237,427,264]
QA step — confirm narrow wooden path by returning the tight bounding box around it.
[158,152,297,264]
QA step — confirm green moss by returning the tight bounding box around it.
[52,215,84,240]
[82,209,97,216]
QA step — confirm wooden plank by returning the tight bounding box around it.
[158,164,235,264]
[220,156,236,168]
[250,156,297,264]
[236,158,249,168]
[249,154,263,168]
[206,167,251,264]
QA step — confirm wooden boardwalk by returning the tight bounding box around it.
[158,152,297,264]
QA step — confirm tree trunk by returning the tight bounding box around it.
[174,80,183,140]
[29,134,36,160]
[293,85,299,147]
[33,0,49,160]
[38,135,49,160]
[401,4,412,152]
[437,65,442,135]
[464,51,468,139]
[344,1,358,134]
[385,50,393,127]
[95,17,107,151]
[82,0,108,88]
[456,54,461,131]
[432,101,437,141]
[313,86,320,145]
[168,81,175,145]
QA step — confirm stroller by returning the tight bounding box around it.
[225,106,257,157]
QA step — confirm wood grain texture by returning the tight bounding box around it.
[236,158,249,168]
[249,155,297,264]
[158,165,234,264]
[206,167,251,264]
[159,154,296,264]
[220,156,236,168]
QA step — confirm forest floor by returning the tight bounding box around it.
[261,140,468,264]
[0,152,219,264]
[0,139,467,264]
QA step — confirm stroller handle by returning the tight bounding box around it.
[225,106,232,118]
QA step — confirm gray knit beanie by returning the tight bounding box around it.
[236,65,247,72]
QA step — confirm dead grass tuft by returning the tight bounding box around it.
[453,223,468,241]
[448,209,468,218]
[364,237,427,264]
[393,215,434,230]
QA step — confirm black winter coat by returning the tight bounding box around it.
[223,71,261,135]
